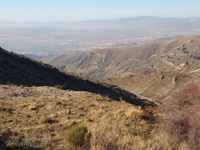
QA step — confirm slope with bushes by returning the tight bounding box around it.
[160,82,200,150]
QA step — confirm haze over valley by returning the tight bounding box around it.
[2,16,200,58]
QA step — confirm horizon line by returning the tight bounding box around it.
[1,16,200,24]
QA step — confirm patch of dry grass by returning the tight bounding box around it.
[125,106,142,119]
[88,104,156,150]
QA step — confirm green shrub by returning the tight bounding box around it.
[66,124,91,149]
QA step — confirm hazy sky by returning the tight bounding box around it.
[0,0,200,22]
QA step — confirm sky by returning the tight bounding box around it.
[0,0,200,22]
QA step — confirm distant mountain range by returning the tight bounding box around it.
[1,16,200,28]
[87,16,200,23]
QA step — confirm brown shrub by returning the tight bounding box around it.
[160,82,200,150]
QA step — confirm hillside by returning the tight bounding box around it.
[42,36,200,100]
[0,46,159,150]
[1,84,152,150]
[0,44,199,150]
[0,46,156,107]
[1,81,199,150]
[43,36,200,78]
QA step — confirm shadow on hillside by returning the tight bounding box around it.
[66,78,157,108]
[0,137,7,150]
[0,47,157,108]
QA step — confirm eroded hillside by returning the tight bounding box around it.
[42,36,200,100]
[43,36,200,78]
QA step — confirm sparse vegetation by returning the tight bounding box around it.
[182,47,189,54]
[0,85,159,150]
[193,56,200,60]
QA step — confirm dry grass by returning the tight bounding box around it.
[108,72,192,101]
[88,104,156,150]
[0,85,157,150]
[66,124,91,150]
[125,106,142,119]
[3,83,198,150]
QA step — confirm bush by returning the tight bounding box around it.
[182,47,189,54]
[125,107,142,119]
[160,82,200,150]
[66,124,91,149]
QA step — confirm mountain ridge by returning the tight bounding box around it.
[43,35,200,79]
